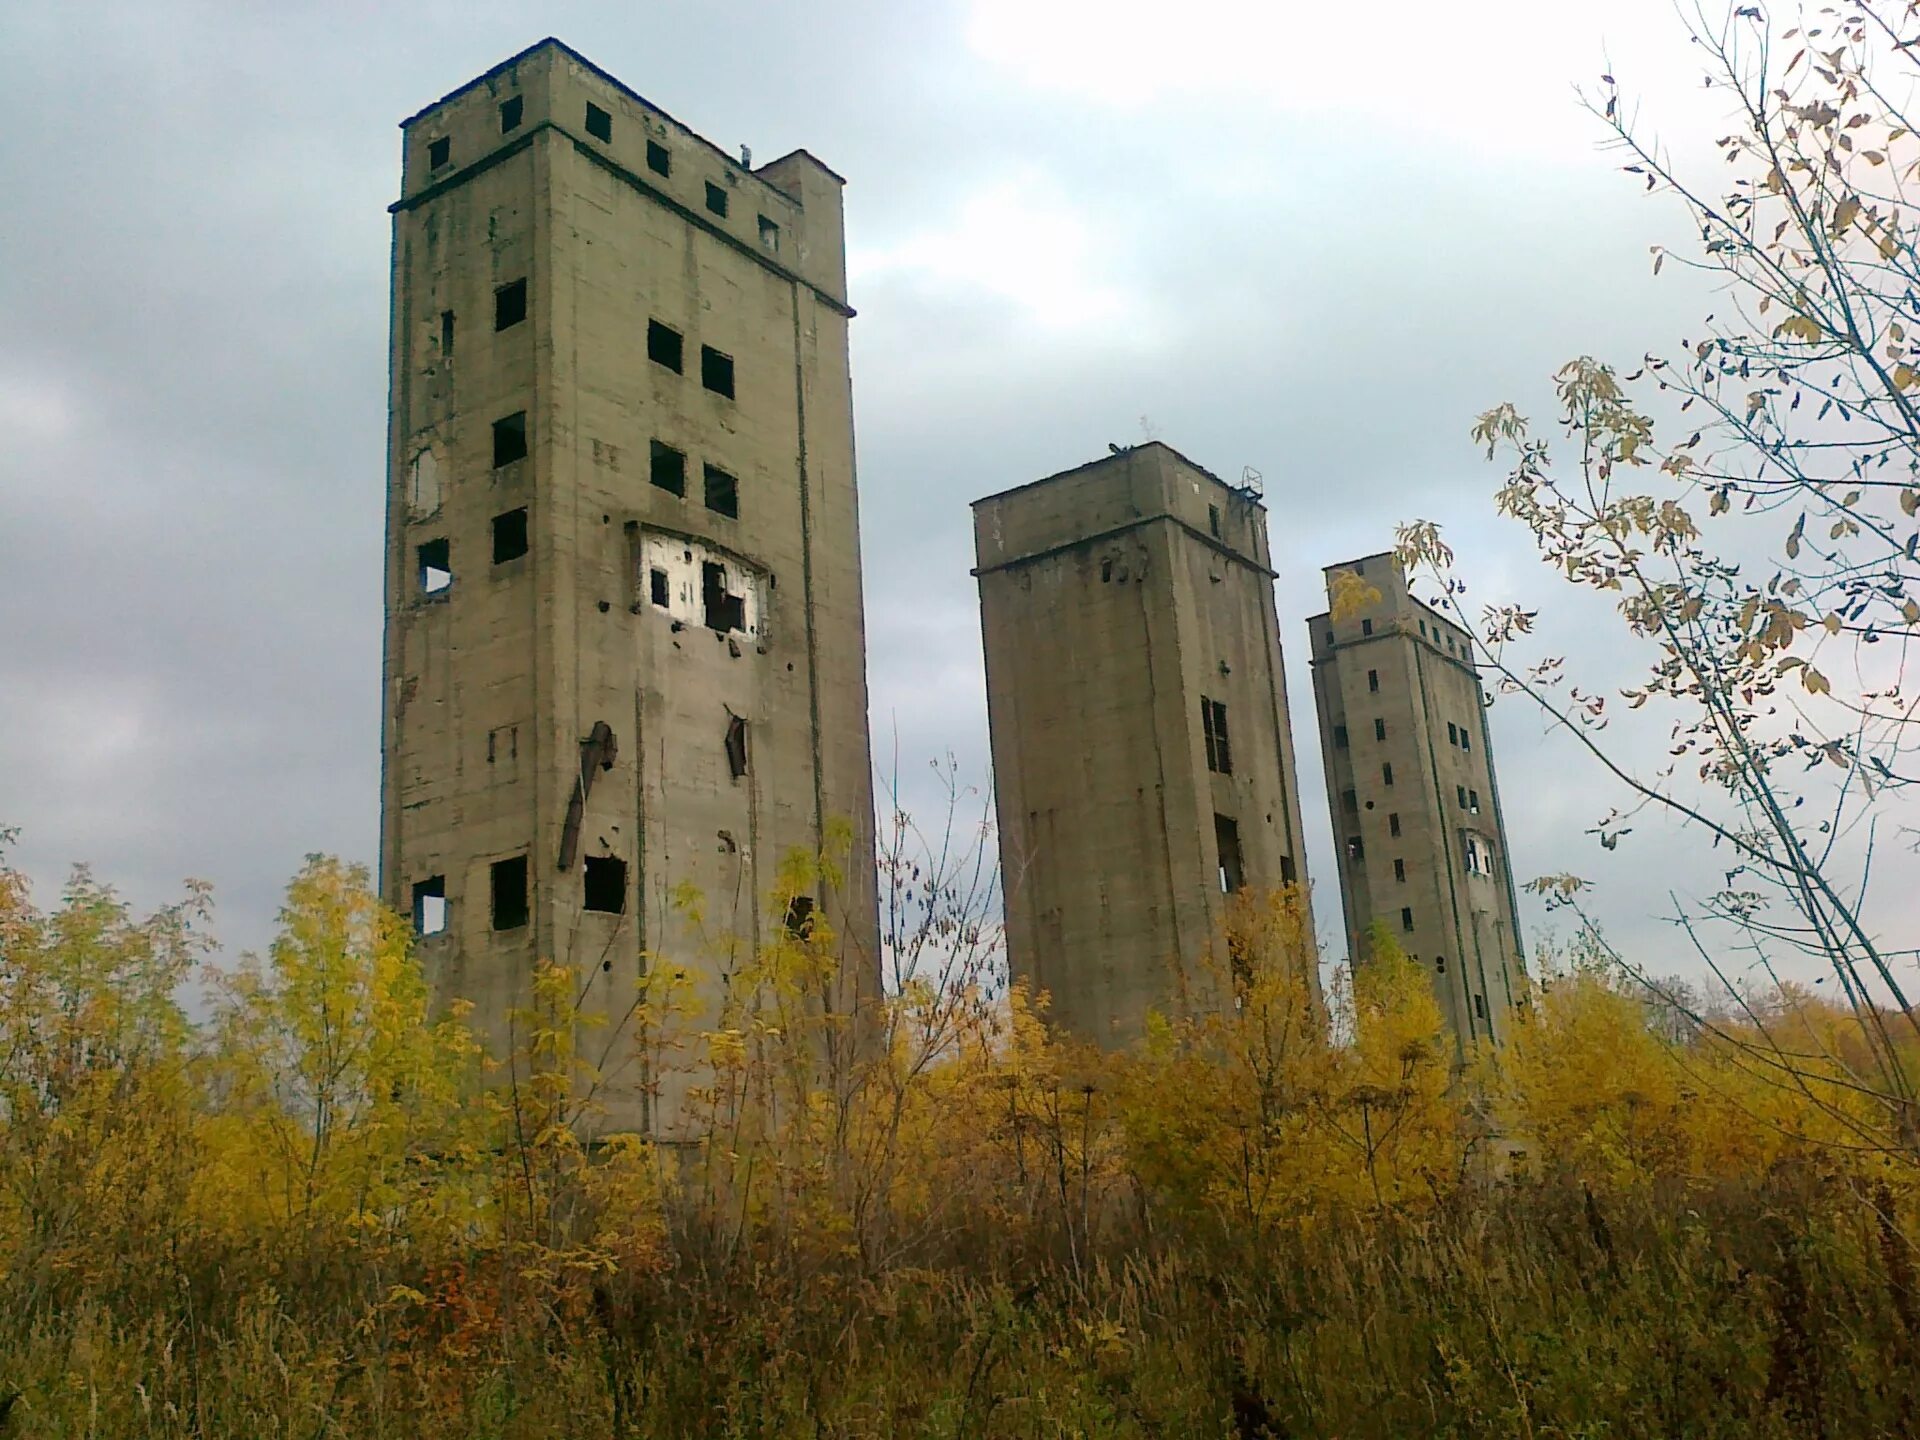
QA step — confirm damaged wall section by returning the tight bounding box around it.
[640,530,767,640]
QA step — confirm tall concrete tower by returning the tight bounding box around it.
[973,444,1316,1046]
[1308,552,1527,1053]
[380,40,878,1134]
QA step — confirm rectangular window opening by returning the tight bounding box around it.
[649,567,669,608]
[1333,724,1349,749]
[1394,857,1406,882]
[428,135,450,170]
[758,214,780,253]
[492,411,528,468]
[704,463,739,518]
[1470,789,1481,814]
[725,714,749,779]
[1201,697,1232,774]
[492,507,528,564]
[1382,762,1394,786]
[418,538,452,596]
[701,345,735,398]
[701,561,745,633]
[412,876,447,937]
[1362,618,1373,636]
[1208,504,1222,538]
[583,855,626,913]
[646,139,671,176]
[1345,835,1365,863]
[1475,994,1488,1020]
[1461,730,1471,753]
[1401,906,1414,933]
[499,95,523,133]
[705,180,730,217]
[490,855,529,931]
[494,278,527,331]
[1457,784,1469,809]
[1215,814,1243,894]
[1367,669,1380,693]
[649,440,687,496]
[1389,812,1402,837]
[440,309,454,357]
[1280,855,1296,886]
[647,320,684,373]
[1341,788,1358,813]
[1448,722,1459,746]
[1374,717,1386,742]
[584,102,612,142]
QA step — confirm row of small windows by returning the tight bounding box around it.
[416,506,528,595]
[647,319,735,398]
[1457,784,1482,814]
[648,440,738,518]
[1446,720,1472,753]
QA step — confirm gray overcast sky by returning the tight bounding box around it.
[3,0,1905,985]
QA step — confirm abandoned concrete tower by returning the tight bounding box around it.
[380,40,879,1133]
[973,445,1317,1045]
[1308,553,1527,1053]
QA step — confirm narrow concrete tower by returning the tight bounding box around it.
[380,41,879,1134]
[1308,552,1527,1054]
[973,444,1317,1046]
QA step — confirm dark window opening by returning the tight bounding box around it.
[1381,762,1394,786]
[1474,994,1488,1020]
[1362,618,1373,636]
[418,538,452,596]
[701,345,735,398]
[1367,669,1380,693]
[1341,788,1358,813]
[583,855,626,913]
[1394,857,1406,882]
[647,320,683,373]
[785,895,815,939]
[1448,722,1459,746]
[1389,812,1402,837]
[440,309,454,357]
[495,278,527,331]
[1201,697,1232,774]
[1469,789,1481,813]
[1400,906,1414,933]
[649,440,687,496]
[649,567,669,608]
[492,507,528,564]
[584,102,612,142]
[1208,504,1222,538]
[725,713,749,779]
[1345,835,1365,863]
[1374,717,1386,742]
[412,876,447,936]
[1457,784,1469,809]
[758,214,780,253]
[1215,814,1244,894]
[492,411,528,467]
[704,464,738,518]
[705,180,729,217]
[491,855,529,931]
[499,95,523,133]
[701,561,745,633]
[1100,558,1113,582]
[1280,855,1296,885]
[646,139,670,176]
[428,136,450,170]
[1333,724,1349,749]
[1461,730,1471,753]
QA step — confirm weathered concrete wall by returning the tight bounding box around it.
[974,445,1316,1046]
[1308,553,1527,1056]
[382,40,879,1136]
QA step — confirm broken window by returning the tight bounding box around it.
[412,876,447,936]
[649,440,686,496]
[1374,717,1386,742]
[1381,762,1394,786]
[704,463,739,518]
[646,139,670,176]
[491,855,529,931]
[701,346,735,398]
[1333,724,1349,749]
[1214,814,1243,894]
[1208,504,1222,538]
[1361,619,1373,636]
[418,538,452,597]
[725,713,749,779]
[584,101,612,142]
[701,560,744,633]
[784,894,815,939]
[1464,834,1490,876]
[1389,812,1402,837]
[648,320,683,373]
[500,95,523,132]
[428,135,450,170]
[493,411,528,467]
[705,180,729,217]
[1400,906,1414,933]
[649,567,669,607]
[758,214,780,253]
[492,507,528,563]
[1345,835,1365,863]
[440,309,455,356]
[495,278,526,330]
[582,855,626,913]
[1394,857,1406,882]
[1201,697,1231,774]
[1469,788,1481,814]
[1367,669,1380,693]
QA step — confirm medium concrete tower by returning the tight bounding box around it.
[973,444,1317,1046]
[1308,552,1527,1054]
[380,41,879,1134]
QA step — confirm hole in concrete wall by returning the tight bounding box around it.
[647,320,683,373]
[492,507,529,563]
[1208,503,1221,538]
[1333,724,1348,749]
[705,180,729,217]
[583,855,626,913]
[493,411,528,467]
[428,135,450,169]
[704,463,738,518]
[1401,906,1414,933]
[784,895,815,939]
[649,440,686,496]
[412,876,447,936]
[584,102,612,142]
[495,278,527,331]
[1367,669,1379,692]
[500,95,523,132]
[646,139,670,176]
[1389,812,1401,837]
[440,309,454,356]
[418,538,452,596]
[1201,697,1231,774]
[1435,955,1447,974]
[1214,814,1243,894]
[650,568,669,607]
[725,713,749,779]
[700,346,735,398]
[491,855,529,931]
[701,561,744,633]
[758,214,780,253]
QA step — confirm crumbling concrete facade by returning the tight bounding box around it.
[380,39,879,1135]
[974,444,1317,1046]
[1308,553,1527,1054]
